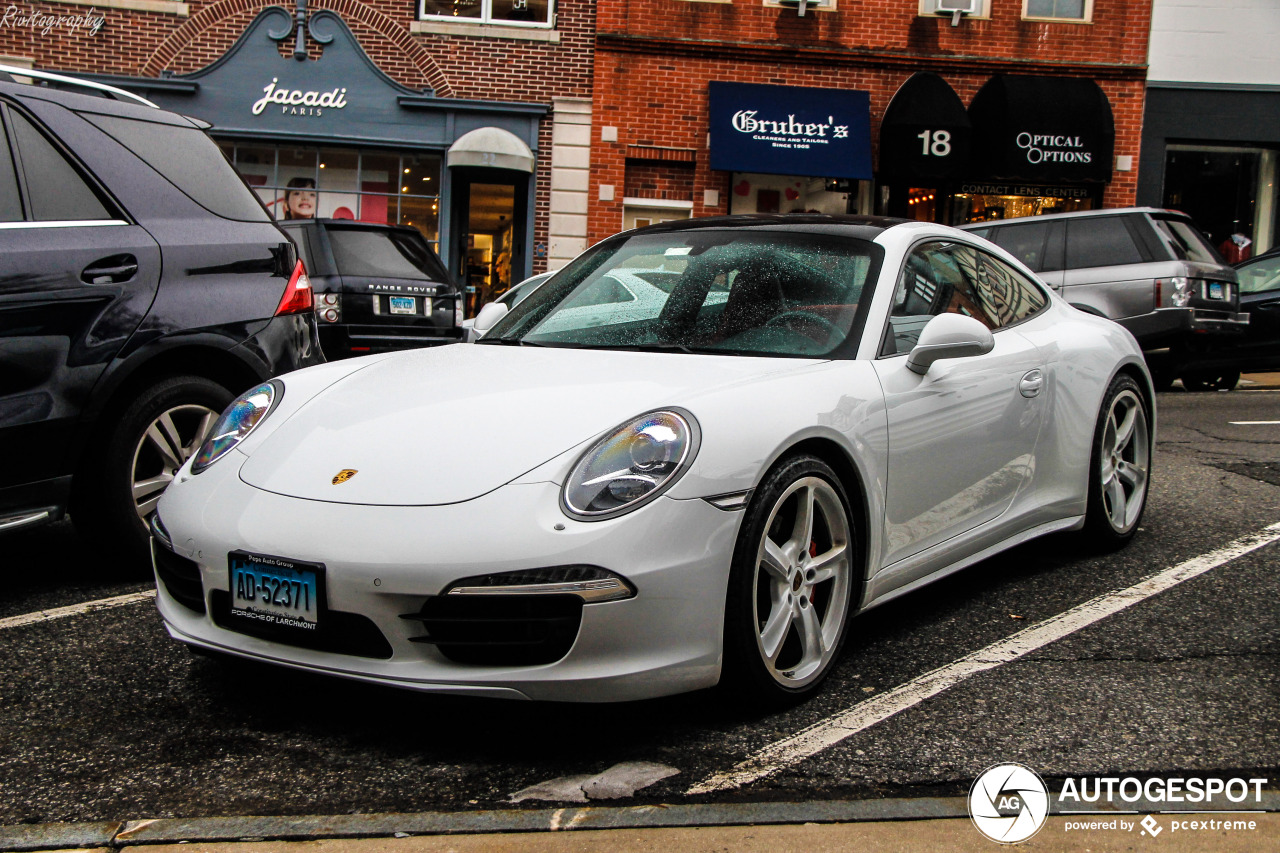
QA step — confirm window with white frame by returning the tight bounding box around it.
[1023,0,1091,22]
[419,0,553,27]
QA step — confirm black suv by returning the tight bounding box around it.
[0,68,323,565]
[278,220,461,359]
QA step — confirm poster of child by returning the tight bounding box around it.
[279,177,317,219]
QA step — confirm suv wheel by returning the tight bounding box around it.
[1180,370,1240,392]
[72,376,232,571]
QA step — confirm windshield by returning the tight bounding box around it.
[481,230,880,357]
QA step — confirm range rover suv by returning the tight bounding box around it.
[278,220,462,359]
[0,66,323,566]
[962,208,1247,385]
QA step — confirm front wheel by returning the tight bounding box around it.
[72,376,232,571]
[1082,375,1151,548]
[721,455,857,706]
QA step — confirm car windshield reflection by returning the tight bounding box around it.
[481,230,880,357]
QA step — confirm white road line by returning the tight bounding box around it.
[1229,420,1280,425]
[0,589,157,631]
[687,521,1280,795]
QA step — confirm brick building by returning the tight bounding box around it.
[0,0,597,305]
[588,0,1153,244]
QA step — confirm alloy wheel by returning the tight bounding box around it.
[752,476,853,689]
[1099,389,1150,533]
[129,403,218,520]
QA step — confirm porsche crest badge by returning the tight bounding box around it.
[332,469,358,485]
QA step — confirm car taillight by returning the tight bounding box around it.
[275,260,313,316]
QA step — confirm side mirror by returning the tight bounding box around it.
[906,313,995,375]
[469,302,509,340]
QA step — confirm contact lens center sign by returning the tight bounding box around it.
[709,81,873,180]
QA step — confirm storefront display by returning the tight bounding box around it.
[105,6,544,309]
[879,73,1114,225]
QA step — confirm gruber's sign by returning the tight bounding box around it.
[709,82,872,180]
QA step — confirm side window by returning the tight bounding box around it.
[1065,216,1145,269]
[84,113,269,223]
[7,108,111,222]
[883,241,997,356]
[0,116,22,222]
[1238,256,1280,295]
[992,222,1050,272]
[977,251,1049,325]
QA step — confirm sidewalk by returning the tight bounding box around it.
[1240,372,1280,389]
[17,807,1280,853]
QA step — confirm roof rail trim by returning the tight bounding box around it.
[0,64,159,109]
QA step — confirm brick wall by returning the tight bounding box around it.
[589,0,1152,242]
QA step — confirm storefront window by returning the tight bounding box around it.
[1163,145,1278,257]
[419,0,552,26]
[728,173,857,216]
[224,143,442,249]
[951,188,1093,225]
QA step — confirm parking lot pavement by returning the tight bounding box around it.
[34,812,1280,853]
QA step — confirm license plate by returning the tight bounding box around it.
[389,296,416,315]
[228,551,323,631]
[1208,282,1226,300]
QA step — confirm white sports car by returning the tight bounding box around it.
[152,216,1153,704]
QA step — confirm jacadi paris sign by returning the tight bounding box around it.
[709,81,872,181]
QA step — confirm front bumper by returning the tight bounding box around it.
[153,461,741,702]
[318,322,463,358]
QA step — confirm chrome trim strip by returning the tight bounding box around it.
[0,511,50,532]
[446,579,633,603]
[0,219,129,230]
[705,490,751,510]
[0,64,159,108]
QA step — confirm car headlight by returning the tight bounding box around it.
[191,381,281,474]
[562,409,700,521]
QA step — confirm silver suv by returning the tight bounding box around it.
[961,208,1247,366]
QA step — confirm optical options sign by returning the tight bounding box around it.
[709,82,873,180]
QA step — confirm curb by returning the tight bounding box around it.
[5,793,1280,850]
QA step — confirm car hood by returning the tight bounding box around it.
[238,344,817,505]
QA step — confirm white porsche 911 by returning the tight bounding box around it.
[151,215,1153,704]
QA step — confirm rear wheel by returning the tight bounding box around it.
[72,376,231,571]
[1082,375,1151,548]
[721,455,857,706]
[1180,369,1239,392]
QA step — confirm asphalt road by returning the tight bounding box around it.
[1,387,1277,825]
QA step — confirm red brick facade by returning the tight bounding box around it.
[0,0,595,273]
[588,0,1152,243]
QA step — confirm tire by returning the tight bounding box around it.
[1180,369,1240,392]
[1082,374,1151,549]
[720,454,858,706]
[72,376,232,572]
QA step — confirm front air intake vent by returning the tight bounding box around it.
[402,594,583,666]
[153,543,206,614]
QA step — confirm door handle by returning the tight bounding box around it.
[82,254,139,284]
[1019,369,1044,398]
